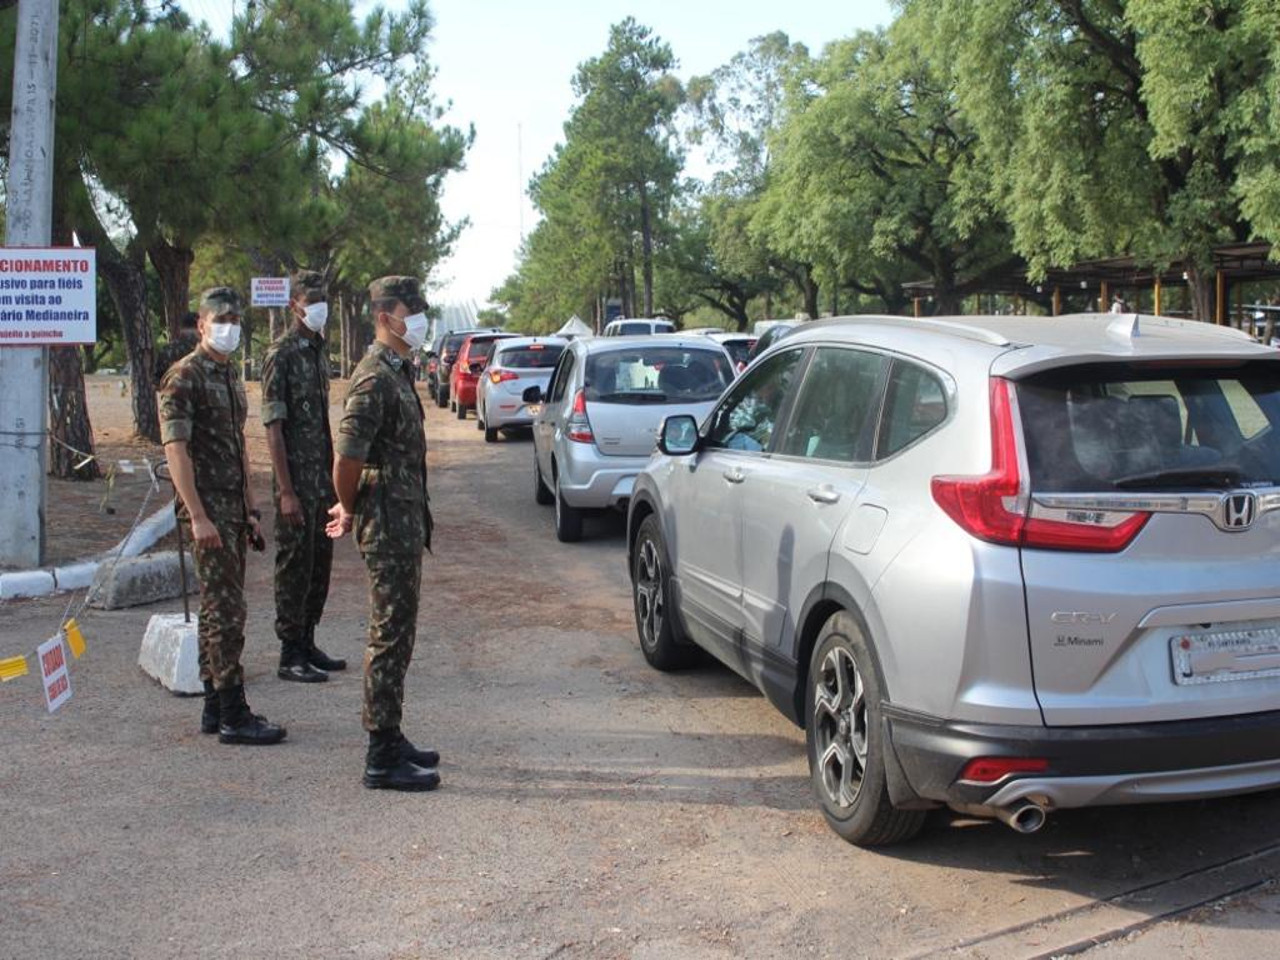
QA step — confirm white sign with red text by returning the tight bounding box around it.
[0,248,97,345]
[37,634,72,713]
[251,277,290,307]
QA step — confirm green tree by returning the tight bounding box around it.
[756,28,1011,315]
[916,0,1279,318]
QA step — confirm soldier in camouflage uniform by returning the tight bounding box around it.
[159,287,286,746]
[153,311,200,383]
[328,276,439,791]
[261,270,346,683]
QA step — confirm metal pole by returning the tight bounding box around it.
[0,0,59,568]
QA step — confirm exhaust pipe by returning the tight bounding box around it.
[949,799,1048,834]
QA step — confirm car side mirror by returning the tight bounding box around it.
[522,385,544,403]
[657,415,700,456]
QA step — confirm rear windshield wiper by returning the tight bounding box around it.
[592,392,669,403]
[1113,467,1246,490]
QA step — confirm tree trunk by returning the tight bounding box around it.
[638,182,655,317]
[147,238,195,339]
[1185,264,1215,323]
[69,175,160,442]
[48,345,100,481]
[268,307,283,342]
[801,264,819,320]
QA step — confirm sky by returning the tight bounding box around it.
[197,0,896,305]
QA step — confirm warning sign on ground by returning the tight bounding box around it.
[0,248,97,345]
[36,634,72,713]
[251,277,290,307]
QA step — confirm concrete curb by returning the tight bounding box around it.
[0,499,177,601]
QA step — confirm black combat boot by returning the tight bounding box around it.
[278,635,328,683]
[363,729,440,791]
[217,685,288,745]
[305,624,347,672]
[390,727,440,768]
[200,680,220,734]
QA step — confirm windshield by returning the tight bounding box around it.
[1017,362,1280,492]
[585,347,733,404]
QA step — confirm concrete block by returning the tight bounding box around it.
[87,550,199,610]
[0,569,56,600]
[115,500,176,559]
[53,561,98,592]
[139,613,203,694]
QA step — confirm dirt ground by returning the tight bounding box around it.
[1,373,1277,959]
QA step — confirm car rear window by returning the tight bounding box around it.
[722,339,755,367]
[465,337,508,363]
[497,344,563,369]
[443,334,469,355]
[585,348,733,404]
[615,322,653,335]
[1016,362,1280,492]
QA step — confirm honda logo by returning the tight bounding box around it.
[1222,493,1257,531]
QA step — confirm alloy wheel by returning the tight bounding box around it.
[812,645,868,809]
[634,537,664,650]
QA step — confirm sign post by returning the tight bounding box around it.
[0,0,60,567]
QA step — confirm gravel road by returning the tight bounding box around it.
[2,383,1277,959]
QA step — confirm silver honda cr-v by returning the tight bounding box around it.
[627,313,1280,846]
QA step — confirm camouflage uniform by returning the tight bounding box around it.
[261,272,335,657]
[158,291,252,692]
[336,278,432,733]
[153,330,200,383]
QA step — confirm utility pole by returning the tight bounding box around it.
[0,0,59,567]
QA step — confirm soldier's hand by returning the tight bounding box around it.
[279,491,305,527]
[326,502,353,539]
[248,515,266,552]
[191,515,223,550]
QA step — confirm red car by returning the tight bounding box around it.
[450,332,517,419]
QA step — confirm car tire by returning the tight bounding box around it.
[534,455,553,505]
[805,611,926,847]
[484,425,498,443]
[553,470,583,542]
[436,387,448,409]
[456,402,466,420]
[631,514,693,670]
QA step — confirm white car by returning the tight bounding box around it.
[476,337,567,442]
[602,318,676,336]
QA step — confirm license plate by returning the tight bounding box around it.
[1171,628,1280,686]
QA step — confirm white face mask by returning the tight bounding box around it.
[207,322,242,355]
[302,301,328,333]
[395,312,429,351]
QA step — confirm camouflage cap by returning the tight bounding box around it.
[199,286,243,317]
[368,276,427,313]
[290,270,327,303]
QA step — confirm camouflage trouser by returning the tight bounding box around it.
[188,516,247,691]
[362,550,422,732]
[273,495,335,650]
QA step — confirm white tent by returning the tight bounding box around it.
[556,314,593,338]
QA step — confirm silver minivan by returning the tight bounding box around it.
[527,336,734,541]
[628,313,1280,846]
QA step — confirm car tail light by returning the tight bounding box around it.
[566,388,594,444]
[958,757,1050,784]
[489,368,519,385]
[931,379,1149,552]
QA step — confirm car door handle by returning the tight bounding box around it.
[723,468,746,485]
[807,486,841,505]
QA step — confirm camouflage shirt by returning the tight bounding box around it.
[336,342,431,556]
[158,345,249,523]
[261,327,334,502]
[153,331,200,383]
